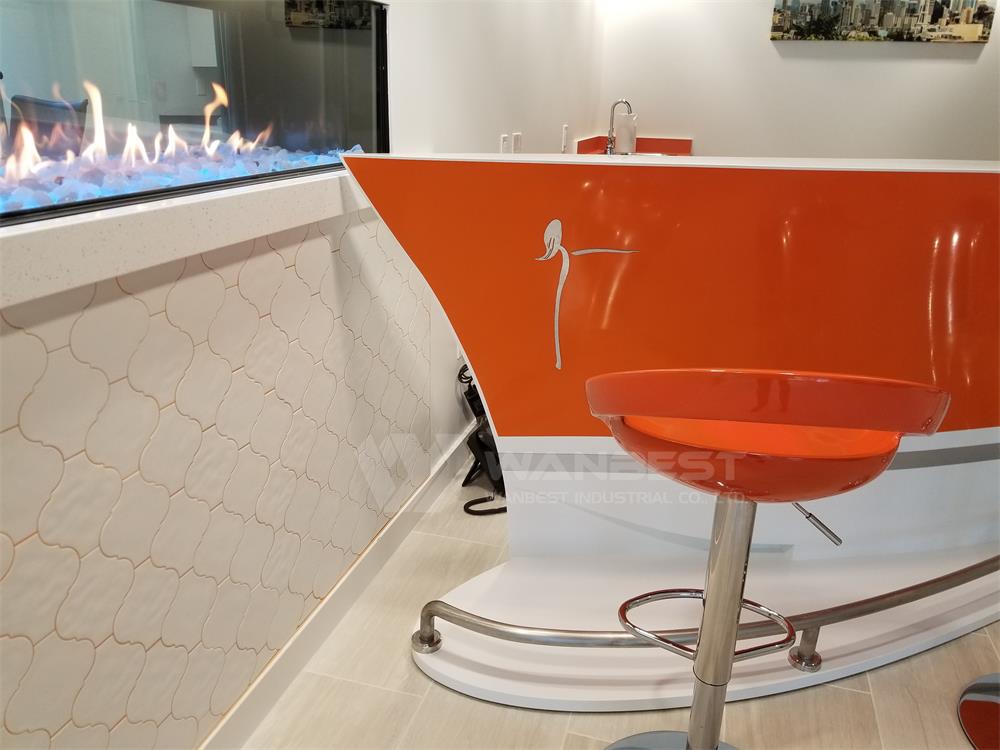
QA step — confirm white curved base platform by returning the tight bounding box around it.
[413,546,999,711]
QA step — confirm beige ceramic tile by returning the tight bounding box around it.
[869,631,1000,750]
[413,469,508,549]
[305,529,501,695]
[245,672,420,750]
[722,683,881,750]
[20,347,109,457]
[568,707,689,743]
[562,734,606,750]
[398,683,570,750]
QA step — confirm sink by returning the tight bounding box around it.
[575,135,692,156]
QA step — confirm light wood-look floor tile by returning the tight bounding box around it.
[246,475,1000,750]
[397,683,571,749]
[413,470,508,548]
[244,672,421,750]
[305,529,501,696]
[562,733,607,750]
[722,682,882,749]
[567,707,689,743]
[869,631,1000,750]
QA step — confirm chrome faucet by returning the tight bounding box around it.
[605,98,632,155]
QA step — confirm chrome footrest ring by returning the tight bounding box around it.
[618,588,795,662]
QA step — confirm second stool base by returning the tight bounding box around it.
[604,730,738,750]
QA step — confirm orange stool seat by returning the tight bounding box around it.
[587,369,950,502]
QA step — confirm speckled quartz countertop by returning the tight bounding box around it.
[0,170,364,309]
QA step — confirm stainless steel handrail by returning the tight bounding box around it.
[413,555,999,654]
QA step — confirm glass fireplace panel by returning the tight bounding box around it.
[0,0,387,225]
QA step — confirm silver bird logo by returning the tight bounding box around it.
[535,219,637,370]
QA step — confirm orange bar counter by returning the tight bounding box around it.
[344,153,1000,712]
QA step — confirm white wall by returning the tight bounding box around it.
[387,0,601,153]
[591,0,999,159]
[384,0,998,160]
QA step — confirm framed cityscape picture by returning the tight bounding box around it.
[771,0,994,41]
[285,0,374,30]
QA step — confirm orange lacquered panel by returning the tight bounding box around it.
[345,157,1000,437]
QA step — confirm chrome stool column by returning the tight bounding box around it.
[606,495,794,750]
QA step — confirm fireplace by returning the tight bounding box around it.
[0,0,388,226]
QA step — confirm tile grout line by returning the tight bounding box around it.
[826,682,872,696]
[410,528,504,550]
[299,671,428,701]
[983,623,1000,658]
[392,677,431,750]
[556,712,574,750]
[564,728,614,746]
[494,545,508,566]
[867,672,889,750]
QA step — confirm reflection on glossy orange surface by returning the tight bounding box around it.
[345,156,999,436]
[586,368,951,434]
[584,368,949,501]
[623,417,901,459]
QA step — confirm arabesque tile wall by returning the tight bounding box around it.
[0,208,436,749]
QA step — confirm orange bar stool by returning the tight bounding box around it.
[586,369,950,750]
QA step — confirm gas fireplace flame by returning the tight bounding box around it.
[122,123,150,167]
[1,77,352,214]
[0,79,250,185]
[164,125,189,159]
[250,124,273,152]
[80,80,107,164]
[202,82,230,156]
[5,127,42,181]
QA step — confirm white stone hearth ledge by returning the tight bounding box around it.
[0,170,368,309]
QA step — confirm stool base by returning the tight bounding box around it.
[604,730,738,750]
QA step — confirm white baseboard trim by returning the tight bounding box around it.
[201,424,475,749]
